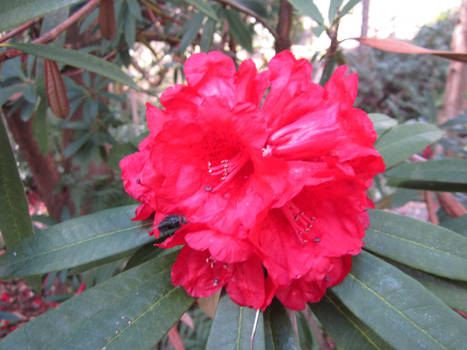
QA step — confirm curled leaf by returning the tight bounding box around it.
[44,59,70,119]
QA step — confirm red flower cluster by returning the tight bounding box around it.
[120,51,385,310]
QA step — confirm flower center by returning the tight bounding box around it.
[281,202,319,244]
[203,133,249,192]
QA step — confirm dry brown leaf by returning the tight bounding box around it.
[353,37,467,63]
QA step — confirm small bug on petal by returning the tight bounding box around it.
[157,214,187,242]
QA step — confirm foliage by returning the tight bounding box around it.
[0,1,466,349]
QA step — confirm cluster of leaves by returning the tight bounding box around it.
[0,0,466,349]
[348,11,456,122]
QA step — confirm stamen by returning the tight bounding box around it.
[282,202,315,241]
[206,153,249,192]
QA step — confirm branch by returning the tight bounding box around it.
[274,0,293,52]
[0,0,100,63]
[0,18,41,44]
[214,0,279,40]
[34,0,100,44]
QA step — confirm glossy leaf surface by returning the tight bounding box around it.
[365,210,467,281]
[0,205,154,278]
[333,251,467,350]
[0,252,194,350]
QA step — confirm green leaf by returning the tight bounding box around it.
[375,122,443,168]
[40,7,70,47]
[206,294,265,350]
[340,0,362,17]
[312,293,392,350]
[368,113,398,138]
[328,0,344,24]
[440,214,467,237]
[264,299,301,350]
[3,43,139,90]
[183,0,219,21]
[0,114,34,247]
[33,58,49,155]
[226,0,268,18]
[0,205,155,278]
[289,0,324,25]
[0,0,82,32]
[224,9,253,52]
[392,262,467,312]
[201,18,216,52]
[179,13,205,53]
[124,11,136,49]
[365,210,467,281]
[63,133,92,158]
[0,252,195,350]
[108,142,138,171]
[295,311,318,350]
[386,159,467,192]
[0,84,27,107]
[332,251,467,350]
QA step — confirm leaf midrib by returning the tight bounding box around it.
[347,273,448,350]
[366,226,467,261]
[3,222,151,268]
[103,283,181,346]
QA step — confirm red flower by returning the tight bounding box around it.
[121,51,384,310]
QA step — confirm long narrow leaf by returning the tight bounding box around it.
[365,210,467,281]
[0,205,154,278]
[0,252,194,350]
[0,114,33,246]
[386,159,467,192]
[0,0,82,32]
[206,294,265,350]
[312,294,392,350]
[392,262,467,312]
[264,299,301,350]
[3,43,139,90]
[332,251,467,350]
[289,0,324,25]
[182,0,219,20]
[375,122,443,168]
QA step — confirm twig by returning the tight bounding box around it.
[214,0,279,40]
[33,0,100,44]
[0,0,100,63]
[0,18,41,43]
[425,191,439,224]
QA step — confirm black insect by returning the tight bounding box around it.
[156,214,187,243]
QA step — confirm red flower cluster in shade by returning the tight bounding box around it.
[120,51,385,311]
